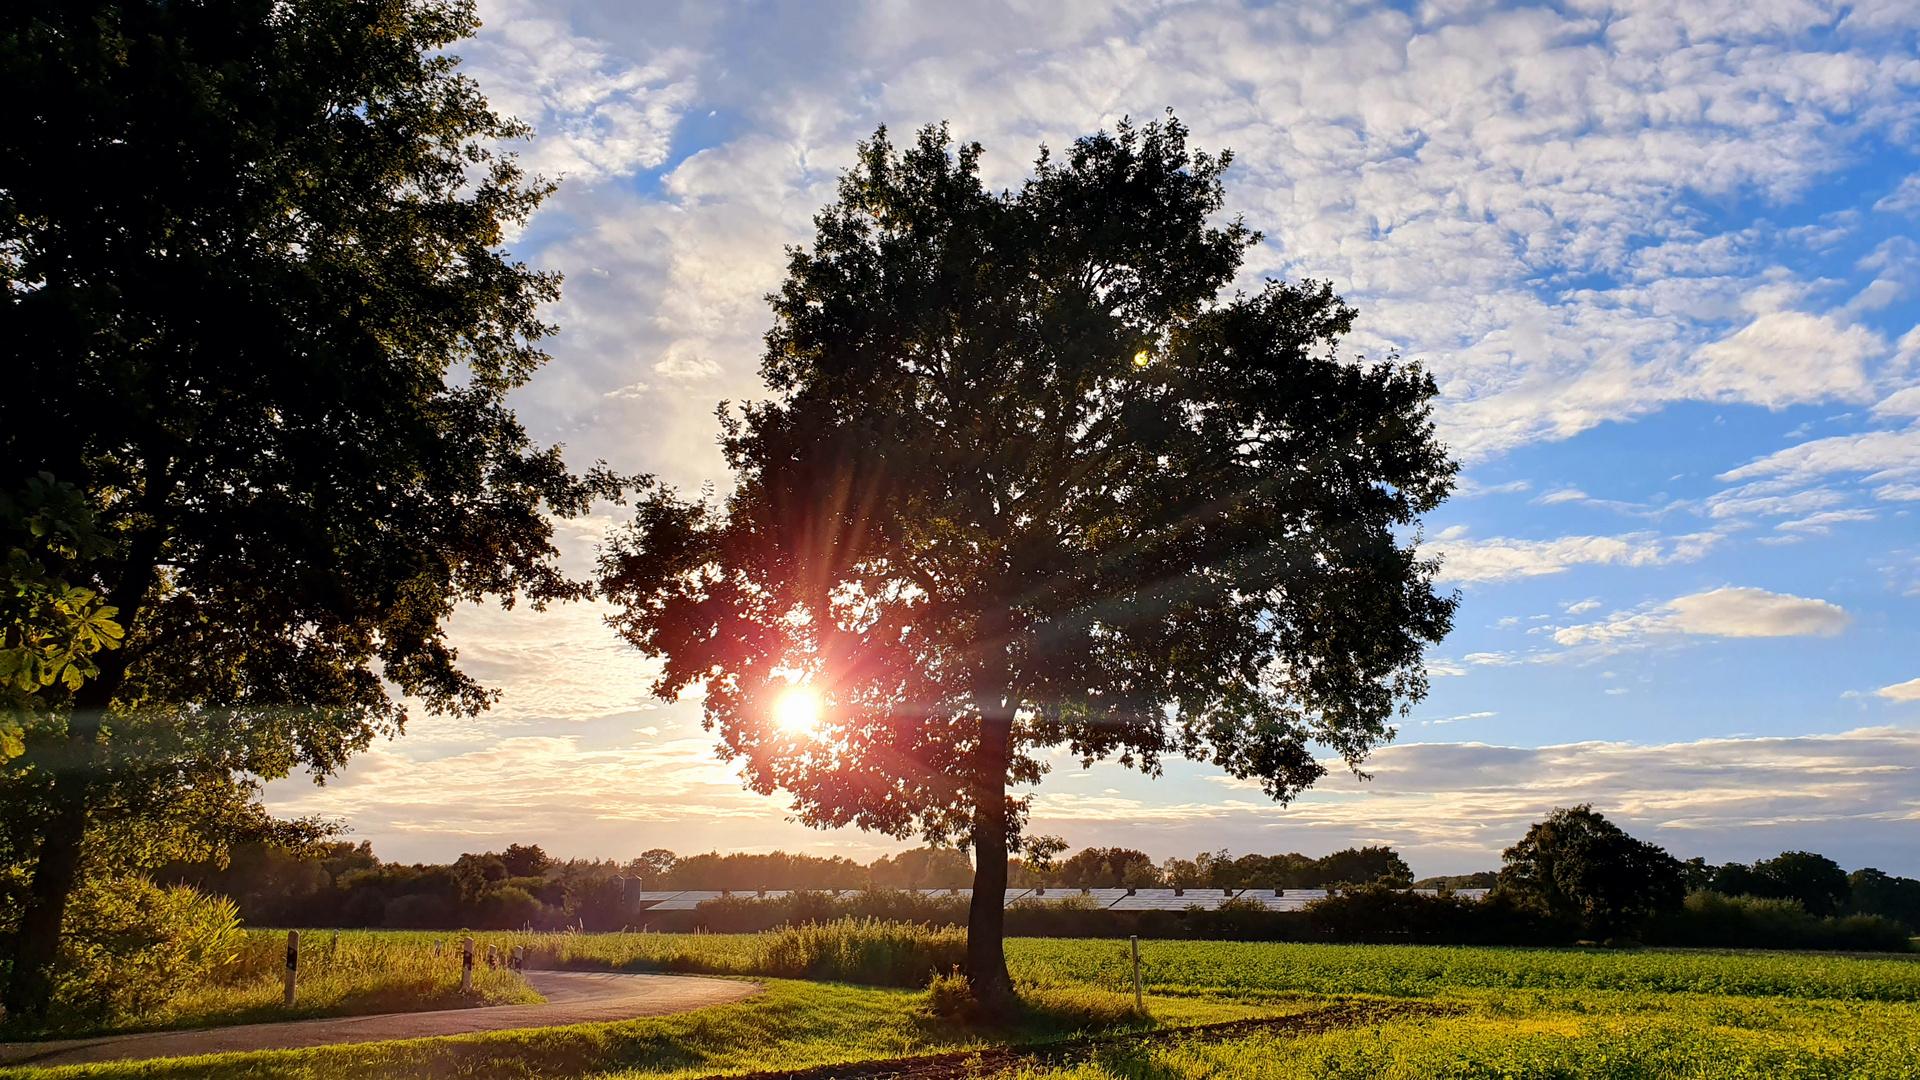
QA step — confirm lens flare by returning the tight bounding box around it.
[774,687,822,735]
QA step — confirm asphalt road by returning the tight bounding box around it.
[0,971,762,1068]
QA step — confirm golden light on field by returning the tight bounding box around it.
[774,686,823,736]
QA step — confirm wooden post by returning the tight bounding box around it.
[1129,936,1142,1012]
[461,936,475,993]
[283,930,300,1007]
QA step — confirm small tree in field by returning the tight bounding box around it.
[599,119,1458,1002]
[1498,805,1685,939]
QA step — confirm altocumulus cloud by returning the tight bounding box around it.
[1027,727,1920,874]
[1551,587,1851,647]
[1423,526,1718,585]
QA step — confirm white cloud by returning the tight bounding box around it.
[1873,386,1920,418]
[1705,482,1848,521]
[1719,427,1920,487]
[1776,508,1877,534]
[465,0,698,184]
[1683,309,1882,409]
[1028,727,1920,874]
[1879,678,1920,703]
[468,0,1920,485]
[1875,174,1920,216]
[1422,528,1718,584]
[1552,586,1850,647]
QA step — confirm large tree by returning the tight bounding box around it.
[1497,805,1685,939]
[598,119,1457,1001]
[0,0,618,1014]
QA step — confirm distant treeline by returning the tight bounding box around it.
[165,841,1418,930]
[165,829,1920,949]
[685,884,1915,953]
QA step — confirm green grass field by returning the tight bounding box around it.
[54,930,540,1036]
[6,932,1919,1079]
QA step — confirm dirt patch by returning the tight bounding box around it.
[714,1000,1454,1080]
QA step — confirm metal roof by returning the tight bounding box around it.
[631,886,1488,914]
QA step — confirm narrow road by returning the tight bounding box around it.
[0,971,761,1068]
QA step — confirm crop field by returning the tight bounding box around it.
[6,930,1919,1079]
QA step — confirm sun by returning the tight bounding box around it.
[773,687,823,735]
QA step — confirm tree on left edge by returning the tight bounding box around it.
[0,0,626,1016]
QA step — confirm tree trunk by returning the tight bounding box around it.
[965,601,1016,1004]
[965,702,1013,1002]
[2,691,105,1019]
[2,774,92,1017]
[3,497,162,1018]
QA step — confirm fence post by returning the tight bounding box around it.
[1129,936,1142,1012]
[283,930,300,1007]
[461,936,475,993]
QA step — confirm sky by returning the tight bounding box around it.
[265,0,1920,878]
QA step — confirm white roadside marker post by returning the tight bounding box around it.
[283,930,300,1007]
[1129,936,1143,1012]
[461,936,475,993]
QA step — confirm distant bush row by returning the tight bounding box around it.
[671,884,1911,953]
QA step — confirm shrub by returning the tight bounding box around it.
[758,918,966,986]
[1643,891,1913,952]
[42,876,244,1030]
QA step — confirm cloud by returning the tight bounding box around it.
[1684,310,1882,409]
[1776,509,1877,534]
[1552,586,1850,647]
[1719,427,1920,487]
[1873,386,1920,418]
[464,0,1920,486]
[464,0,698,184]
[1028,727,1920,875]
[1422,528,1718,584]
[1875,174,1920,216]
[1880,678,1920,703]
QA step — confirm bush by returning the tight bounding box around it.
[42,876,245,1030]
[1644,891,1913,952]
[758,918,966,986]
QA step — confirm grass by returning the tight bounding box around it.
[531,919,966,987]
[1006,937,1920,1002]
[10,931,1920,1078]
[0,979,1283,1080]
[1000,993,1920,1080]
[45,930,540,1036]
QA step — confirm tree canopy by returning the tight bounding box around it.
[600,117,1457,998]
[1497,805,1685,939]
[0,0,616,1013]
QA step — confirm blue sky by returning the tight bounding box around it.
[266,0,1920,876]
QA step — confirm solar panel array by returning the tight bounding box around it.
[626,887,1489,912]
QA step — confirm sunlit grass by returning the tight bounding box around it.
[1006,937,1920,1002]
[73,930,539,1035]
[1,978,1285,1080]
[1000,992,1920,1080]
[14,932,1920,1079]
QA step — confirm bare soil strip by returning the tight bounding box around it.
[0,971,762,1068]
[714,1000,1454,1080]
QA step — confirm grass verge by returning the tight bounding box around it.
[1001,991,1920,1080]
[32,931,542,1037]
[0,979,1288,1080]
